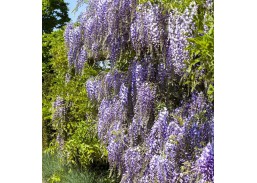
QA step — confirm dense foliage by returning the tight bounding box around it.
[61,0,214,182]
[42,30,65,149]
[42,0,70,147]
[42,28,108,170]
[42,0,70,33]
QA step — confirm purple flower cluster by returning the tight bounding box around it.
[85,79,100,101]
[157,63,167,85]
[131,2,162,51]
[86,66,214,182]
[149,155,173,183]
[119,83,128,106]
[196,142,214,182]
[107,119,127,171]
[52,97,66,150]
[52,96,65,121]
[146,108,169,155]
[97,99,112,143]
[84,61,214,182]
[130,61,149,104]
[66,0,214,182]
[72,0,136,64]
[97,97,128,171]
[166,2,198,76]
[129,82,156,145]
[76,47,87,73]
[122,147,143,181]
[64,24,87,74]
[86,70,125,102]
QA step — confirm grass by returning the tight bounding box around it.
[42,153,115,183]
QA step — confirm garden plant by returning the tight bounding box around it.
[43,0,214,182]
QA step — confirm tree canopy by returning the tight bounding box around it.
[42,0,70,33]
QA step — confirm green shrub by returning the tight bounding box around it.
[181,1,214,102]
[43,28,108,168]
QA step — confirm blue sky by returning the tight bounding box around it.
[65,0,87,22]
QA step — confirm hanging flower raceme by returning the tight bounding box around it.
[157,63,167,85]
[86,79,99,101]
[98,96,129,172]
[130,1,164,53]
[97,99,113,143]
[166,2,198,76]
[76,47,87,73]
[52,96,66,151]
[76,0,136,64]
[129,82,156,145]
[52,96,66,121]
[64,23,87,73]
[64,23,73,47]
[195,142,214,182]
[107,118,127,172]
[149,155,173,183]
[122,147,143,182]
[146,107,169,155]
[119,83,129,106]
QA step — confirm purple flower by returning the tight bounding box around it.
[123,147,143,180]
[86,79,96,100]
[166,2,198,76]
[64,23,87,73]
[196,143,214,182]
[149,155,173,183]
[129,82,156,145]
[157,63,167,84]
[76,48,87,73]
[52,96,65,121]
[107,119,126,171]
[130,2,163,50]
[147,108,169,155]
[119,83,128,105]
[98,99,112,143]
[64,23,73,47]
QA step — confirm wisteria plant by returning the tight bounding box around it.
[59,0,214,182]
